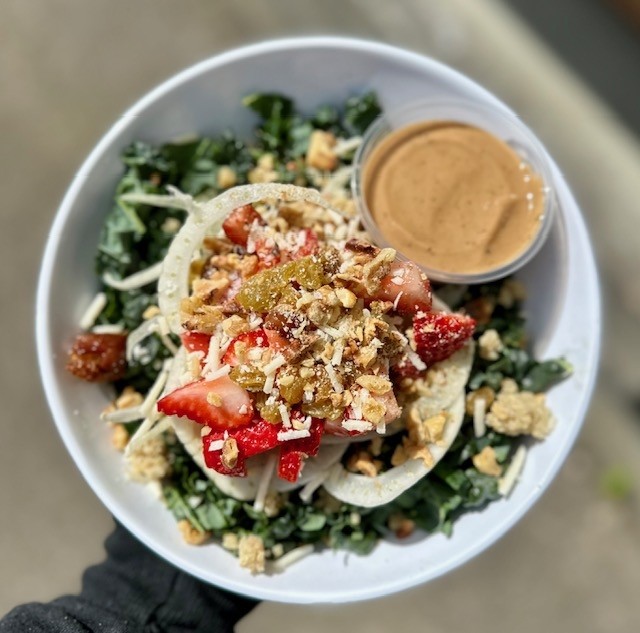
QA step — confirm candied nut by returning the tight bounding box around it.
[306,130,338,171]
[178,520,211,546]
[356,375,392,395]
[221,438,239,469]
[221,315,250,338]
[111,424,129,451]
[238,534,265,574]
[472,446,503,477]
[335,287,357,308]
[465,386,496,415]
[217,165,237,189]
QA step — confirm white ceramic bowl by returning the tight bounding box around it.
[36,37,601,604]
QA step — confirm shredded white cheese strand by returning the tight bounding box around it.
[80,292,107,330]
[498,445,528,496]
[103,262,163,291]
[91,324,125,335]
[271,544,314,572]
[473,398,487,438]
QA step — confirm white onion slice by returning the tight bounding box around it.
[157,184,339,334]
[322,394,465,508]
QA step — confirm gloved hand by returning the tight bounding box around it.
[0,520,258,633]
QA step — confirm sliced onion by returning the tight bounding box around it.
[157,184,339,334]
[322,394,465,508]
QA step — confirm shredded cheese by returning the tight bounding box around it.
[324,363,343,394]
[91,324,125,334]
[80,292,107,330]
[103,261,163,291]
[207,439,224,452]
[277,429,311,442]
[341,419,373,432]
[263,353,286,375]
[271,544,314,572]
[473,397,487,438]
[278,404,291,428]
[203,364,231,381]
[498,445,527,496]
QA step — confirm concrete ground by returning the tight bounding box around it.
[1,1,639,631]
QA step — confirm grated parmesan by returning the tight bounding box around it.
[393,291,404,311]
[279,404,291,428]
[80,292,107,330]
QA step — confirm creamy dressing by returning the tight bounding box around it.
[362,121,545,274]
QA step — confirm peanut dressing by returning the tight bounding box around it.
[362,121,545,274]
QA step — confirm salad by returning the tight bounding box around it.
[66,93,571,573]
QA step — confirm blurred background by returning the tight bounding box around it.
[1,0,639,631]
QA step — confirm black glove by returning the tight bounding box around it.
[0,520,258,633]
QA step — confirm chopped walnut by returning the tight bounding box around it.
[355,375,392,395]
[221,438,239,469]
[178,520,211,545]
[362,397,386,424]
[335,287,357,308]
[126,437,171,482]
[472,446,503,477]
[362,248,396,294]
[248,153,278,184]
[478,328,503,361]
[407,410,448,445]
[306,130,338,171]
[392,438,434,468]
[355,345,378,368]
[348,451,381,477]
[221,315,249,338]
[486,379,554,439]
[238,534,265,574]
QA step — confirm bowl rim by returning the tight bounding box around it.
[35,35,601,603]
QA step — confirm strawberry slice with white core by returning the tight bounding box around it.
[413,311,476,366]
[157,376,253,430]
[372,261,432,314]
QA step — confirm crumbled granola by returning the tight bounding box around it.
[486,379,554,439]
[178,520,211,545]
[238,534,265,573]
[348,450,382,477]
[478,328,503,361]
[222,532,239,551]
[217,165,237,189]
[111,424,129,451]
[126,437,171,482]
[472,446,503,477]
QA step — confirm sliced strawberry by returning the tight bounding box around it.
[254,236,281,269]
[277,451,303,483]
[203,418,280,476]
[222,204,264,247]
[157,376,253,430]
[180,331,211,356]
[371,261,432,314]
[413,311,476,366]
[222,329,269,366]
[390,352,419,379]
[284,228,320,260]
[277,419,323,482]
